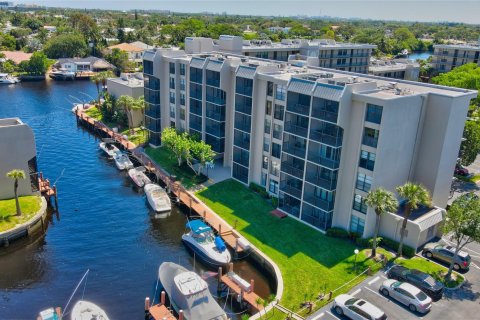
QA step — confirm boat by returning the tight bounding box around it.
[158,262,228,320]
[113,152,134,170]
[182,220,231,268]
[0,73,20,84]
[49,69,75,81]
[71,300,110,320]
[37,307,61,320]
[99,141,120,157]
[395,49,409,58]
[145,183,171,213]
[128,166,152,187]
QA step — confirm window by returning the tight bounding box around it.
[180,93,186,106]
[269,180,279,193]
[274,104,284,120]
[267,81,274,96]
[359,150,375,171]
[276,85,286,101]
[169,92,175,104]
[169,62,175,74]
[169,77,175,89]
[180,78,186,91]
[270,161,280,177]
[170,105,175,118]
[365,103,383,124]
[179,108,185,120]
[264,118,271,134]
[356,173,372,192]
[265,101,272,115]
[261,173,267,187]
[179,63,186,75]
[353,194,368,214]
[263,137,270,152]
[271,143,281,158]
[273,124,282,139]
[362,127,380,148]
[263,156,268,169]
[350,215,365,235]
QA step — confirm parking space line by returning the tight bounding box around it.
[351,288,361,296]
[364,286,386,299]
[380,274,387,280]
[310,312,324,320]
[325,310,341,320]
[368,276,380,285]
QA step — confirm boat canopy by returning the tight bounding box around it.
[186,220,212,234]
[174,271,208,296]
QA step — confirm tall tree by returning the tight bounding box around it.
[117,95,136,128]
[365,188,399,257]
[6,169,26,217]
[189,140,216,176]
[396,183,431,257]
[43,34,88,59]
[162,127,191,166]
[459,121,480,166]
[443,193,480,280]
[91,71,114,105]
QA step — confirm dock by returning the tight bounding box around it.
[145,293,177,320]
[38,172,58,209]
[219,272,264,314]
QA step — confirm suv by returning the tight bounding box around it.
[455,164,469,176]
[422,243,471,271]
[333,294,387,320]
[386,265,444,300]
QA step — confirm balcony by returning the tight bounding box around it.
[287,103,310,115]
[281,162,304,179]
[235,95,253,115]
[311,108,338,123]
[303,195,335,211]
[309,128,342,147]
[305,174,337,191]
[282,142,306,158]
[234,117,251,133]
[205,125,225,138]
[280,182,303,199]
[234,130,250,150]
[362,135,378,148]
[284,121,308,138]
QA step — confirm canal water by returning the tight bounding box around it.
[0,81,273,319]
[408,52,433,61]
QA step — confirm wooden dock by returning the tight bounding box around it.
[38,172,58,208]
[220,273,264,313]
[148,304,176,320]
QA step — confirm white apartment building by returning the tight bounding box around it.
[433,43,480,72]
[369,58,420,81]
[143,43,476,250]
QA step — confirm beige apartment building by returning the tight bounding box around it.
[143,40,476,250]
[0,118,38,200]
[433,44,480,72]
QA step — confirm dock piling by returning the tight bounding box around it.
[178,310,184,320]
[161,291,166,305]
[217,267,222,293]
[144,297,150,320]
[250,279,254,293]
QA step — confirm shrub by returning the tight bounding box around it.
[271,196,279,208]
[356,237,383,248]
[326,227,349,239]
[249,183,269,199]
[381,237,416,257]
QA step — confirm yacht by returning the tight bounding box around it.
[71,300,109,320]
[182,220,231,268]
[113,152,134,170]
[0,73,20,84]
[158,262,228,320]
[49,69,75,80]
[145,183,171,213]
[128,166,152,187]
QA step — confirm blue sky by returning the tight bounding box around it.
[20,1,480,24]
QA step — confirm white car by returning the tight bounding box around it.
[380,279,432,313]
[333,294,387,320]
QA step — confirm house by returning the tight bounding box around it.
[107,42,150,63]
[0,51,33,64]
[43,25,56,33]
[54,57,115,73]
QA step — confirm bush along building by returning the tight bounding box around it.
[143,37,477,251]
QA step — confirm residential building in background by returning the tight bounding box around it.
[143,42,476,250]
[0,118,38,200]
[107,73,144,99]
[369,58,420,81]
[106,41,153,66]
[433,43,480,72]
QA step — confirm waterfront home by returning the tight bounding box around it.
[53,57,115,74]
[0,118,38,200]
[107,42,151,64]
[0,51,32,65]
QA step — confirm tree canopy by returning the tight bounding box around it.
[43,33,89,59]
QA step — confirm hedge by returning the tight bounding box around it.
[356,236,383,248]
[249,182,270,199]
[326,227,349,239]
[381,237,416,257]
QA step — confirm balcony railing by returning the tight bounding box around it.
[306,174,337,190]
[309,129,342,147]
[189,119,202,132]
[278,203,300,217]
[307,152,340,170]
[303,195,335,211]
[234,119,251,133]
[280,182,303,199]
[311,108,338,123]
[282,143,306,158]
[287,103,310,115]
[362,136,378,148]
[281,163,304,179]
[284,121,309,138]
[234,135,250,150]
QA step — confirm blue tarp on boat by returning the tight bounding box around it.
[214,236,226,252]
[186,220,212,234]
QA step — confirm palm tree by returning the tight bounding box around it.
[6,169,26,217]
[365,188,398,258]
[396,182,431,257]
[117,95,135,128]
[91,71,115,106]
[91,73,101,105]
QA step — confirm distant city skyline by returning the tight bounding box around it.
[14,1,480,25]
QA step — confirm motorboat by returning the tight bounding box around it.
[158,262,228,320]
[182,220,231,268]
[128,166,151,187]
[113,152,134,170]
[0,73,20,84]
[37,307,61,320]
[395,49,409,58]
[99,142,120,157]
[49,68,75,80]
[71,300,109,320]
[145,183,171,213]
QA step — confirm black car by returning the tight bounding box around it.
[386,265,444,300]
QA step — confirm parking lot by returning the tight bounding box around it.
[308,239,480,320]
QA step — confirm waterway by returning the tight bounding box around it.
[408,51,433,61]
[0,80,273,319]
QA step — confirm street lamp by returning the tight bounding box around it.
[354,249,359,273]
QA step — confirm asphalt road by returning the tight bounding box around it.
[308,240,480,320]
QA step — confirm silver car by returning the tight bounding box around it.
[333,294,387,320]
[380,279,432,313]
[422,242,471,271]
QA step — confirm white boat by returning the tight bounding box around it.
[145,183,171,213]
[37,307,61,320]
[113,152,134,170]
[182,220,231,268]
[128,166,151,187]
[0,73,20,84]
[49,69,75,80]
[99,142,120,157]
[158,262,228,320]
[71,300,109,320]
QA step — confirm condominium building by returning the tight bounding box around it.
[369,58,420,81]
[0,118,38,200]
[433,43,480,72]
[143,44,476,250]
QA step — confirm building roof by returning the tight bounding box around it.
[55,57,115,69]
[0,51,32,64]
[108,43,145,53]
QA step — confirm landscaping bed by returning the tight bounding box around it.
[145,146,208,189]
[195,179,389,317]
[0,196,42,232]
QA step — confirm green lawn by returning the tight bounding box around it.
[395,257,464,288]
[84,106,103,121]
[145,146,207,189]
[0,196,42,232]
[121,127,147,146]
[195,179,388,316]
[454,174,480,183]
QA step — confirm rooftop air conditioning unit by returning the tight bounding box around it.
[395,88,402,95]
[389,82,398,89]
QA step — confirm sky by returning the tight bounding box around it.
[15,1,480,24]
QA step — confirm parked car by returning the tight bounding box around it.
[455,164,469,176]
[379,279,432,314]
[422,243,471,271]
[333,294,387,320]
[386,265,444,300]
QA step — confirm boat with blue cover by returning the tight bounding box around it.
[182,220,231,268]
